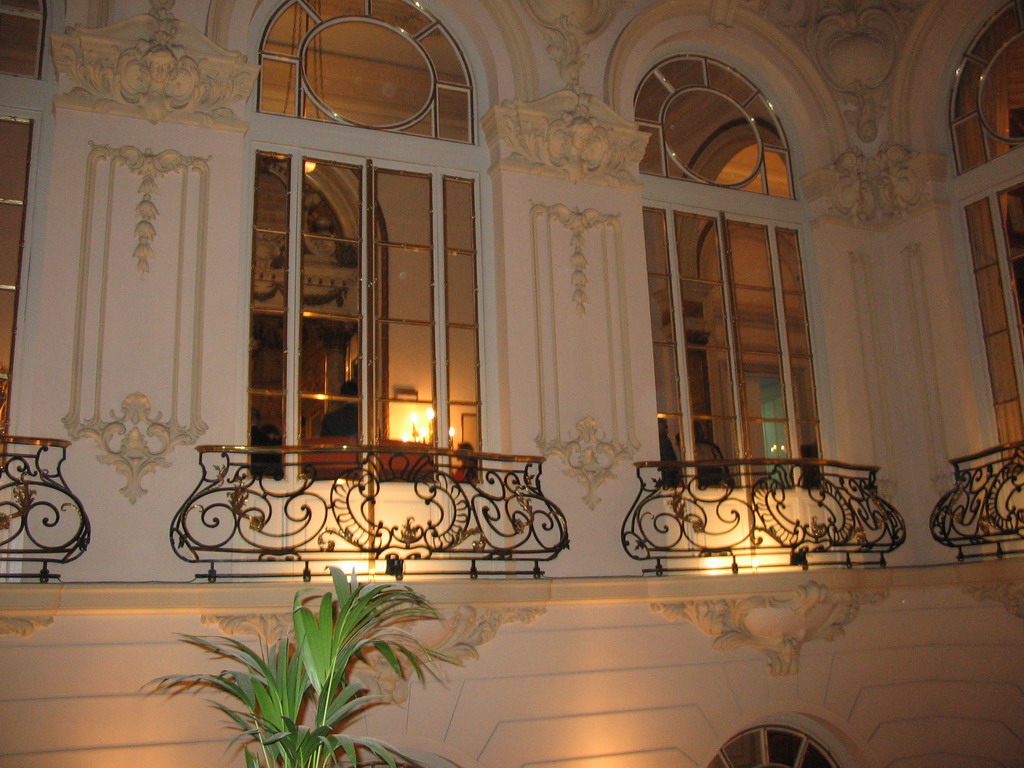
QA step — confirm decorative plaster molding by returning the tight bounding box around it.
[66,392,206,503]
[521,0,624,90]
[538,416,634,509]
[541,204,617,317]
[64,143,209,502]
[204,604,544,703]
[966,583,1024,621]
[741,0,924,143]
[483,89,648,187]
[653,581,886,675]
[51,0,258,131]
[0,615,54,637]
[804,143,945,224]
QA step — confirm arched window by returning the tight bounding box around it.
[258,0,472,142]
[635,54,792,198]
[0,0,45,78]
[707,726,839,768]
[951,1,1024,173]
[639,57,818,463]
[248,0,481,452]
[954,2,1024,444]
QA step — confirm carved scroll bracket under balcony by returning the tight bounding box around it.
[622,458,905,574]
[932,441,1024,561]
[51,0,258,131]
[653,581,886,675]
[0,615,55,637]
[203,603,544,702]
[482,90,649,188]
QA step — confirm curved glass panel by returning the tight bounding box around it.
[635,54,792,198]
[708,726,840,768]
[260,0,473,142]
[951,1,1024,172]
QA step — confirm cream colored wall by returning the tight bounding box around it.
[2,0,1024,765]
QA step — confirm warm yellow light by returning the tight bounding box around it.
[304,160,317,174]
[448,426,456,438]
[426,407,435,420]
[401,433,411,442]
[410,413,419,425]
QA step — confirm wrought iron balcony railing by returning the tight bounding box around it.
[171,443,569,580]
[622,458,905,574]
[0,436,90,582]
[931,441,1024,560]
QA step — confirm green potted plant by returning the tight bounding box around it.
[154,568,454,768]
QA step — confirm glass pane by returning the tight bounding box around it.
[373,0,432,35]
[784,293,810,356]
[0,119,31,201]
[728,221,772,288]
[955,58,983,119]
[972,6,1019,61]
[0,204,25,287]
[444,177,475,252]
[664,89,759,183]
[254,154,291,230]
[446,250,477,326]
[376,171,432,246]
[747,95,784,147]
[659,57,705,90]
[437,87,470,142]
[0,290,13,373]
[639,124,664,175]
[250,393,284,448]
[682,281,729,348]
[687,347,734,419]
[378,321,434,429]
[767,728,802,765]
[995,399,1024,443]
[1000,184,1024,259]
[790,358,818,424]
[955,116,987,171]
[977,264,1009,335]
[300,316,360,396]
[979,34,1024,140]
[420,27,467,85]
[250,313,287,392]
[303,161,361,239]
[260,58,296,115]
[798,420,820,460]
[648,275,675,344]
[966,198,998,269]
[675,212,720,281]
[380,246,432,322]
[264,4,313,55]
[447,326,478,402]
[653,343,680,414]
[304,20,433,127]
[987,329,1019,403]
[802,744,837,768]
[707,62,755,107]
[776,228,803,292]
[658,415,683,461]
[0,12,39,77]
[735,287,781,354]
[694,417,737,461]
[449,403,479,450]
[635,75,671,121]
[765,150,792,198]
[252,232,288,311]
[723,729,763,767]
[644,208,669,273]
[310,0,365,21]
[742,353,786,420]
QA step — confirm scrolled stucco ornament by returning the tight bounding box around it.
[51,0,258,130]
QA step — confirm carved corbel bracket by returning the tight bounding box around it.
[0,614,54,637]
[483,89,648,188]
[653,581,886,675]
[803,143,946,225]
[203,604,544,703]
[51,0,258,131]
[965,582,1024,621]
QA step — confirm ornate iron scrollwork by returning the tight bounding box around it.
[0,437,90,582]
[931,441,1024,560]
[171,444,569,580]
[621,458,904,574]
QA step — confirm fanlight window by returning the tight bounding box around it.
[0,0,44,78]
[259,0,473,142]
[951,0,1024,173]
[635,55,792,198]
[707,726,839,768]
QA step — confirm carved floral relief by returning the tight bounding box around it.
[538,416,634,510]
[0,615,54,637]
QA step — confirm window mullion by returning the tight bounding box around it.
[666,207,695,458]
[286,152,305,444]
[365,159,378,443]
[989,192,1024,429]
[767,224,798,457]
[432,172,448,445]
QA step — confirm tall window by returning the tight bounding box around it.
[951,0,1024,173]
[639,56,816,462]
[258,0,472,142]
[635,54,792,198]
[249,0,480,451]
[645,208,818,463]
[0,115,32,432]
[0,0,44,78]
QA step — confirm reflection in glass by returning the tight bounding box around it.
[709,726,839,768]
[0,0,43,78]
